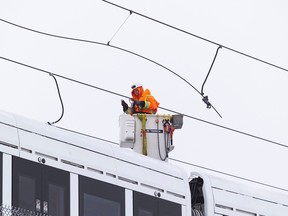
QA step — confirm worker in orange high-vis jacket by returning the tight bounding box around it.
[121,83,160,114]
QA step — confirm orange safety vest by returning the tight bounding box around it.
[131,86,159,114]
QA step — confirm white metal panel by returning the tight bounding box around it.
[18,129,118,185]
[125,189,133,216]
[70,173,78,216]
[0,111,19,155]
[0,110,189,214]
[114,144,186,182]
[114,146,189,205]
[15,113,114,158]
[182,204,189,216]
[14,110,190,204]
[213,187,288,216]
[2,153,12,207]
[193,172,288,216]
[119,114,135,148]
[208,174,288,207]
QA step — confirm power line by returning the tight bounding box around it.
[0,18,200,95]
[0,56,128,99]
[102,0,288,73]
[1,56,287,193]
[0,5,287,193]
[0,18,287,150]
[107,10,133,45]
[0,17,223,117]
[0,55,287,151]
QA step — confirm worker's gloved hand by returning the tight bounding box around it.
[134,100,145,108]
[121,100,128,112]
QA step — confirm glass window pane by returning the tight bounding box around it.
[19,176,35,211]
[133,191,182,216]
[43,165,70,216]
[133,192,157,216]
[84,193,121,216]
[159,199,182,216]
[138,208,154,216]
[49,184,65,216]
[79,176,125,216]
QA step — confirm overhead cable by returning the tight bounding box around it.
[47,73,65,125]
[0,19,199,94]
[201,46,222,96]
[0,18,222,117]
[107,10,133,45]
[200,46,222,118]
[0,55,287,150]
[102,0,288,73]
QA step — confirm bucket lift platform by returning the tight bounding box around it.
[119,114,183,161]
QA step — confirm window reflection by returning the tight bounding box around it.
[84,193,121,216]
[19,176,35,211]
[79,176,125,216]
[49,184,65,216]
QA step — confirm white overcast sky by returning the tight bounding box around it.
[0,0,288,193]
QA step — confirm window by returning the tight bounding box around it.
[133,191,182,216]
[79,176,125,216]
[13,157,70,215]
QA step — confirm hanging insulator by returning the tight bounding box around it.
[202,95,212,109]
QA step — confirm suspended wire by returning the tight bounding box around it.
[0,18,201,96]
[0,10,286,193]
[47,73,64,125]
[0,56,128,99]
[160,105,288,149]
[0,8,286,194]
[107,10,133,45]
[201,46,222,96]
[1,57,288,192]
[0,19,287,147]
[0,55,287,151]
[0,18,222,117]
[200,46,222,118]
[102,0,288,73]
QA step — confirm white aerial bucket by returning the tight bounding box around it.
[119,114,183,161]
